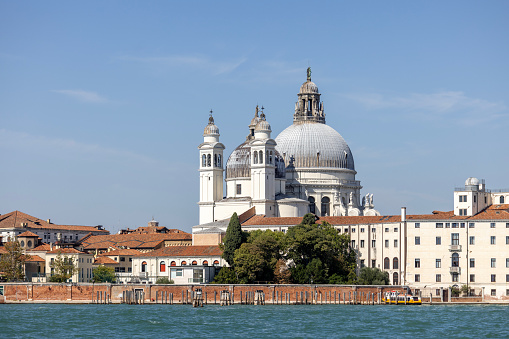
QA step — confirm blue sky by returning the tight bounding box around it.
[1,1,508,233]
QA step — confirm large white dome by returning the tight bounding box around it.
[275,122,355,171]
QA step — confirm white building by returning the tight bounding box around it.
[198,68,379,225]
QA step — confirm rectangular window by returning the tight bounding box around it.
[394,239,398,247]
[507,289,509,297]
[371,240,376,248]
[351,240,356,248]
[436,223,443,228]
[128,267,132,273]
[360,240,365,248]
[506,258,509,268]
[360,259,365,267]
[415,236,420,245]
[470,258,475,268]
[491,258,496,268]
[452,223,458,228]
[371,260,376,268]
[506,236,509,245]
[469,223,475,228]
[415,274,420,282]
[506,223,509,228]
[415,223,420,228]
[491,236,496,245]
[460,223,465,228]
[470,274,475,283]
[446,223,451,228]
[436,289,441,296]
[436,274,441,282]
[415,258,420,268]
[236,184,241,195]
[490,222,496,228]
[469,236,475,245]
[506,275,509,283]
[351,228,356,233]
[452,273,459,282]
[394,227,398,232]
[360,228,365,233]
[491,274,496,282]
[120,257,126,262]
[385,228,389,232]
[491,289,496,297]
[451,233,459,245]
[371,228,376,233]
[436,259,441,268]
[385,240,389,248]
[474,195,477,203]
[436,237,441,245]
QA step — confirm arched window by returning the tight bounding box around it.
[308,197,316,214]
[259,151,263,164]
[214,154,218,167]
[393,257,399,270]
[321,197,330,216]
[141,261,147,273]
[160,261,166,272]
[393,272,399,285]
[170,261,176,266]
[269,151,273,164]
[181,261,187,266]
[202,154,206,167]
[452,253,459,267]
[384,257,390,269]
[20,240,25,247]
[207,154,211,167]
[501,196,505,204]
[218,154,222,168]
[27,240,32,248]
[192,260,197,265]
[202,260,208,266]
[254,151,258,164]
[213,260,219,266]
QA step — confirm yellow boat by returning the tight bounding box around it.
[382,291,422,305]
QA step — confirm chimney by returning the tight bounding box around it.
[50,243,53,251]
[47,219,51,224]
[401,207,406,222]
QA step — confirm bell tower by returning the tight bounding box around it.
[198,111,225,224]
[293,67,325,124]
[250,109,276,216]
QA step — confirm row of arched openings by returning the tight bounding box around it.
[383,257,399,270]
[201,154,222,168]
[308,196,330,216]
[253,150,274,165]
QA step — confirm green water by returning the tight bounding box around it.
[1,304,508,338]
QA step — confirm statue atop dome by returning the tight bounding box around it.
[307,67,312,81]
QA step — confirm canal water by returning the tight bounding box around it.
[1,304,508,338]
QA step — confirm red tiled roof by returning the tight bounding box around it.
[30,243,51,252]
[135,245,222,258]
[94,256,119,265]
[99,248,143,256]
[17,231,39,237]
[80,232,191,250]
[47,248,85,254]
[0,211,109,233]
[26,255,45,262]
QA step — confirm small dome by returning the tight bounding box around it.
[255,119,271,132]
[203,116,219,136]
[226,142,285,179]
[250,116,260,127]
[465,177,480,186]
[300,80,319,94]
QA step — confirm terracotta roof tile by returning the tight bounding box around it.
[94,256,119,265]
[0,211,109,233]
[26,255,45,262]
[80,232,191,250]
[99,248,143,256]
[135,245,222,258]
[17,231,39,237]
[47,248,86,254]
[30,243,51,252]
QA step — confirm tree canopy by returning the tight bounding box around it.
[0,236,30,281]
[357,267,390,285]
[221,212,244,266]
[49,251,79,283]
[92,265,116,283]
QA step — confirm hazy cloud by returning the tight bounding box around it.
[116,55,247,75]
[52,89,109,103]
[342,91,507,126]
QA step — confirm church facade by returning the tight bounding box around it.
[198,69,379,225]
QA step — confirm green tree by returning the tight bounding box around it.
[49,251,79,282]
[274,259,291,284]
[233,243,265,283]
[0,236,30,281]
[211,266,238,284]
[358,267,389,285]
[155,277,174,284]
[92,265,117,283]
[222,212,243,266]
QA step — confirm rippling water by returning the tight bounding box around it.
[1,304,508,338]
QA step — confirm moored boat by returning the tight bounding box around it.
[382,291,421,305]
